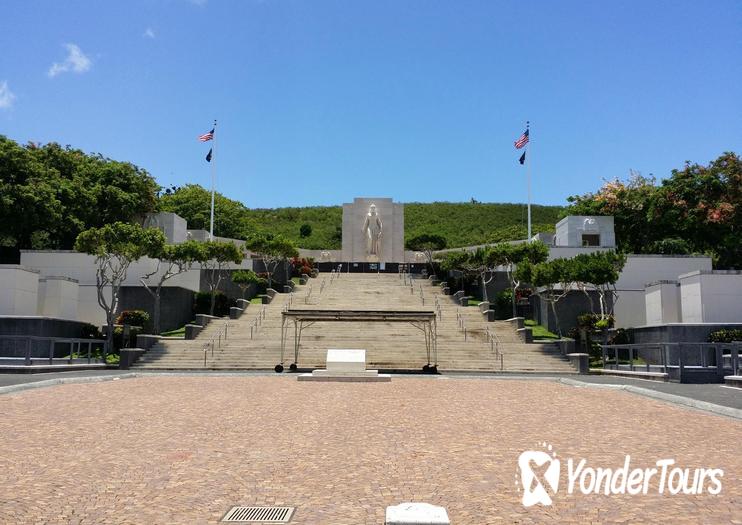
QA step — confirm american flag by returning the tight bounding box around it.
[514,128,529,149]
[198,128,214,142]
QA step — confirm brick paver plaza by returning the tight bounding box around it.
[1,376,739,524]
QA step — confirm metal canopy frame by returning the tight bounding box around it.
[277,309,437,372]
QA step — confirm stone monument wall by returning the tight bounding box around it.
[341,197,404,263]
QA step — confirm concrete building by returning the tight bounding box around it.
[2,212,252,332]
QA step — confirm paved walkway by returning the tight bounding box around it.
[1,376,739,524]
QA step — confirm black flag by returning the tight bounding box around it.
[519,151,526,165]
[206,148,212,162]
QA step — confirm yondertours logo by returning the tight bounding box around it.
[516,442,724,507]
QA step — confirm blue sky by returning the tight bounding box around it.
[1,0,740,209]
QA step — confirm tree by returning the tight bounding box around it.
[299,223,312,238]
[158,184,249,240]
[406,233,447,273]
[231,269,266,299]
[566,152,742,269]
[566,171,658,256]
[493,241,549,317]
[245,234,299,290]
[198,241,244,316]
[437,250,476,293]
[0,136,159,252]
[74,223,166,358]
[531,258,574,337]
[140,240,204,334]
[583,251,626,319]
[651,152,741,268]
[0,136,62,250]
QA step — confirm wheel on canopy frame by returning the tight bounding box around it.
[274,364,284,373]
[289,363,298,372]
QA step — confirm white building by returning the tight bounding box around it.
[1,212,252,327]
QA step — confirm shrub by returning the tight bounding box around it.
[116,310,150,329]
[608,328,632,345]
[577,313,614,330]
[708,329,742,343]
[300,265,312,276]
[493,289,513,320]
[112,325,142,350]
[80,323,102,339]
[194,291,235,317]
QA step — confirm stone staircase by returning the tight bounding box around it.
[132,273,576,374]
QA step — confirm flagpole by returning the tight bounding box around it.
[526,121,532,242]
[209,119,217,241]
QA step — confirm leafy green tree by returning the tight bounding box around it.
[651,152,741,268]
[437,250,477,293]
[566,153,741,268]
[74,223,166,357]
[0,137,63,249]
[158,184,249,240]
[299,223,312,238]
[231,269,266,299]
[569,251,627,318]
[406,233,447,272]
[140,240,204,334]
[0,136,159,252]
[197,241,244,316]
[490,241,549,316]
[531,258,574,337]
[245,234,299,290]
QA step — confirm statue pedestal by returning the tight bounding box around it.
[298,349,391,382]
[366,255,380,263]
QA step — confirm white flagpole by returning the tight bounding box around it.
[209,119,217,241]
[526,121,532,242]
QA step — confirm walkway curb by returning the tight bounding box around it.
[2,371,739,421]
[558,378,742,420]
[0,373,138,396]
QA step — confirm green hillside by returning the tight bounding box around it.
[243,202,563,250]
[159,185,564,250]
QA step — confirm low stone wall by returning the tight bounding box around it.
[118,285,195,333]
[0,317,94,357]
[630,323,742,344]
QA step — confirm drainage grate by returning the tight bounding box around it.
[221,506,295,523]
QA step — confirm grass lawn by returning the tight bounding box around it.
[524,319,560,340]
[250,297,264,304]
[161,326,186,338]
[291,277,301,284]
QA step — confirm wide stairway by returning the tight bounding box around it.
[132,273,576,373]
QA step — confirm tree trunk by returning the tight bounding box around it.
[550,298,562,338]
[105,314,113,363]
[210,289,216,316]
[153,293,161,335]
[511,285,518,319]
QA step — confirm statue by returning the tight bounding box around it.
[362,203,383,258]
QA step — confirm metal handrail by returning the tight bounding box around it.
[600,341,742,376]
[0,335,107,366]
[202,321,230,366]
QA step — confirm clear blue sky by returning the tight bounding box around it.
[1,0,740,209]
